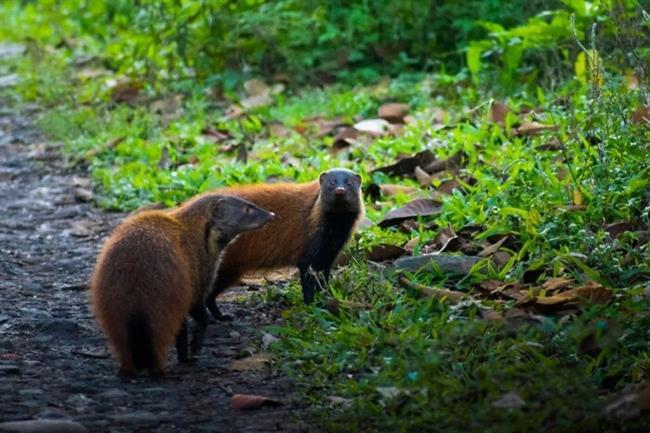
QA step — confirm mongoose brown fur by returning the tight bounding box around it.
[90,195,274,376]
[184,168,364,320]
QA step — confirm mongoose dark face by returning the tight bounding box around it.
[318,168,362,213]
[208,195,275,245]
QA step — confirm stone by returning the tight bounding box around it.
[0,419,87,433]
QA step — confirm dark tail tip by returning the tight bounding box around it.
[126,312,156,371]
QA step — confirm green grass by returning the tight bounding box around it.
[1,7,649,431]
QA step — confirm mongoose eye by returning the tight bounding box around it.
[245,206,251,214]
[329,179,336,186]
[346,180,352,186]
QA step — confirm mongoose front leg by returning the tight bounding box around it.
[189,302,210,355]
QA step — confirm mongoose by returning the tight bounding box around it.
[89,195,274,376]
[187,168,364,320]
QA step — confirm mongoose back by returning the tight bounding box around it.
[89,195,274,376]
[191,168,364,320]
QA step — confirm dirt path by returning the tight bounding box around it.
[0,106,308,432]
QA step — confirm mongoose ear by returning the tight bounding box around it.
[319,172,328,184]
[354,173,362,185]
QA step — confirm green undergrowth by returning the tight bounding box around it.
[1,3,649,431]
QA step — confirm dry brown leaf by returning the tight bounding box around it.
[535,282,611,306]
[515,121,557,136]
[480,308,504,321]
[541,277,573,292]
[403,237,420,252]
[332,127,359,148]
[479,280,506,292]
[228,352,271,371]
[421,151,465,174]
[378,184,417,197]
[378,102,410,123]
[414,166,434,186]
[488,101,510,125]
[367,244,408,262]
[231,394,282,411]
[437,178,461,195]
[240,94,272,110]
[493,251,512,268]
[372,150,436,177]
[110,80,142,104]
[605,221,636,239]
[478,236,508,257]
[201,127,230,141]
[630,105,650,125]
[425,226,459,254]
[378,199,442,228]
[398,277,466,303]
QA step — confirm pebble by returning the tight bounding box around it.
[0,419,87,433]
[110,411,159,425]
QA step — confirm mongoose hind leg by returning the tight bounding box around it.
[175,319,194,363]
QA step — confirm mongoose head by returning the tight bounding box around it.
[207,195,275,246]
[319,168,363,213]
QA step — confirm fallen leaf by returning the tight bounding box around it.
[268,123,291,137]
[110,80,142,104]
[403,237,420,252]
[367,244,408,262]
[353,118,391,135]
[231,394,282,411]
[398,277,466,303]
[605,221,636,239]
[378,184,417,197]
[378,199,441,228]
[240,94,272,110]
[479,280,505,292]
[488,101,510,125]
[480,309,504,321]
[332,127,359,148]
[630,106,650,125]
[515,121,557,136]
[244,79,270,97]
[228,352,271,371]
[541,277,573,292]
[478,236,508,257]
[372,150,436,177]
[421,151,465,174]
[414,166,434,186]
[201,127,230,141]
[535,282,611,306]
[492,391,526,409]
[437,178,461,195]
[493,251,512,268]
[378,102,410,123]
[425,226,460,254]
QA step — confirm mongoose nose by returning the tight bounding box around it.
[335,187,346,195]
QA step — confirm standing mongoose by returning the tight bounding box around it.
[186,168,364,320]
[89,195,274,376]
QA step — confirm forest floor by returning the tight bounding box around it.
[0,105,310,432]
